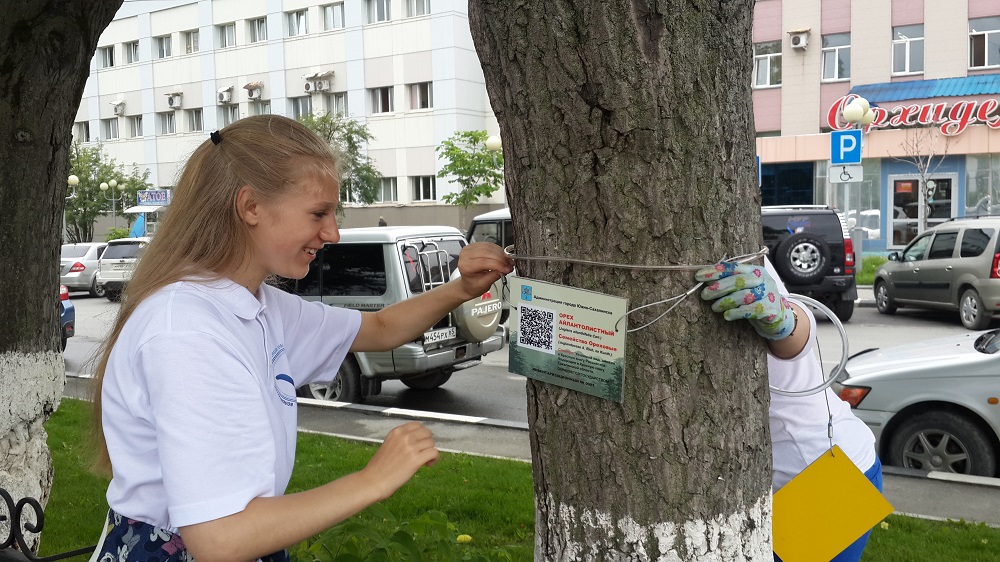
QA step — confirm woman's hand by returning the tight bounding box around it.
[360,422,439,501]
[453,242,515,301]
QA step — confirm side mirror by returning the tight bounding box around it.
[888,252,900,261]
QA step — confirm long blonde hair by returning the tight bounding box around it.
[91,115,340,474]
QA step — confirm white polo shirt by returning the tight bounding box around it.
[102,278,361,531]
[763,259,876,490]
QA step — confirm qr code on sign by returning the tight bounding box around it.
[518,304,556,355]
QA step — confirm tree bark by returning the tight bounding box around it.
[470,1,772,559]
[0,0,122,549]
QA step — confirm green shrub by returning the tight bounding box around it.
[857,255,888,286]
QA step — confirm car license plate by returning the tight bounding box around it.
[113,263,130,270]
[424,327,456,343]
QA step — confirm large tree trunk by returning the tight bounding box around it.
[0,0,122,550]
[470,1,772,559]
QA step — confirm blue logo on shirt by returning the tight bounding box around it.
[274,373,296,407]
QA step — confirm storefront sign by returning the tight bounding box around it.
[828,94,1000,137]
[137,189,172,206]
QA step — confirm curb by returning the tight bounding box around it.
[297,397,530,431]
[882,465,1000,489]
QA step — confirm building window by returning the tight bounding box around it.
[369,86,393,114]
[288,10,308,37]
[158,112,175,134]
[323,3,345,30]
[366,0,391,23]
[752,41,781,88]
[218,23,236,48]
[155,35,172,59]
[125,41,139,64]
[408,82,433,110]
[188,109,203,132]
[99,46,115,68]
[892,25,924,75]
[221,105,240,127]
[75,121,91,143]
[970,17,1000,69]
[128,116,143,138]
[102,118,119,140]
[821,33,851,81]
[411,176,435,201]
[249,101,271,116]
[292,96,312,120]
[406,0,430,17]
[379,178,398,202]
[184,30,200,54]
[327,92,348,115]
[249,18,267,43]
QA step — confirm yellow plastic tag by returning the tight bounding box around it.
[773,446,893,562]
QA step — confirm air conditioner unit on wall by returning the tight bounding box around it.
[167,94,183,109]
[248,88,262,100]
[314,80,331,92]
[790,32,809,50]
[112,103,125,116]
[217,90,232,104]
[304,81,315,93]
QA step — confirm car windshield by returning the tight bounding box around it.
[975,330,1000,354]
[103,242,144,260]
[61,245,90,258]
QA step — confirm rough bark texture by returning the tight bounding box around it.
[0,0,122,550]
[469,1,772,559]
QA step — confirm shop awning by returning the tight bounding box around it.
[124,205,166,214]
[849,75,1000,103]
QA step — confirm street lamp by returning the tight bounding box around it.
[100,179,126,230]
[64,175,80,242]
[841,96,875,129]
[485,134,502,167]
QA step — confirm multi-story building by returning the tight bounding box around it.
[754,0,1000,252]
[74,0,504,231]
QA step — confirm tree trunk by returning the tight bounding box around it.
[470,1,772,559]
[0,0,122,549]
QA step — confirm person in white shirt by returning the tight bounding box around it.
[695,259,881,562]
[89,115,514,562]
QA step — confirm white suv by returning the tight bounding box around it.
[96,237,150,302]
[278,226,506,403]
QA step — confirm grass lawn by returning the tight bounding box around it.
[38,398,1000,561]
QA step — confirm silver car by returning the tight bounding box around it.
[60,242,108,297]
[874,216,1000,330]
[838,329,1000,477]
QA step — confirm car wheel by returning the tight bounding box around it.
[888,412,997,476]
[401,370,453,390]
[90,277,106,298]
[296,357,363,404]
[774,232,830,285]
[875,281,897,314]
[106,289,122,302]
[830,298,854,322]
[960,288,992,330]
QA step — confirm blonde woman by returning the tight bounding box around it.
[89,115,513,562]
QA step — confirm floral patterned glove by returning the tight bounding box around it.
[694,262,795,341]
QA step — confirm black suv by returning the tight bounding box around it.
[761,205,857,321]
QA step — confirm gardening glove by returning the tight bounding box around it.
[694,262,794,341]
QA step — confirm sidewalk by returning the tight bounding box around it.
[856,284,876,308]
[295,398,1000,529]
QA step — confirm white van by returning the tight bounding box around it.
[466,207,513,249]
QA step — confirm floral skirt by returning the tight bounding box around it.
[91,509,288,562]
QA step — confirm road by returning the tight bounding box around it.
[64,291,974,425]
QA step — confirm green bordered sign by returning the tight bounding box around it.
[507,276,628,402]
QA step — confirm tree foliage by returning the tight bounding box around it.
[65,143,151,243]
[436,130,504,208]
[297,112,382,208]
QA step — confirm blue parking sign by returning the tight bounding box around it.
[831,130,862,165]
